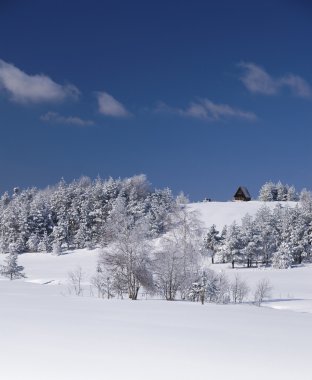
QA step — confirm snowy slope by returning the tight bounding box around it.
[188,200,297,230]
[17,248,99,285]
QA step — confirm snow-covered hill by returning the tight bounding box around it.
[0,200,311,380]
[188,200,297,230]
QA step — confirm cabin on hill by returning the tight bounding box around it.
[233,186,251,201]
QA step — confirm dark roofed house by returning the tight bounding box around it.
[233,186,251,201]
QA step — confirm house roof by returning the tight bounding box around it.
[234,186,251,199]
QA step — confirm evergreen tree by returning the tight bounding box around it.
[204,224,220,264]
[1,248,25,280]
[226,222,243,268]
[214,225,228,263]
[272,242,293,268]
[259,182,275,201]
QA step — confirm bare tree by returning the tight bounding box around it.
[100,197,154,300]
[68,266,84,296]
[154,240,185,300]
[91,263,114,299]
[230,275,249,303]
[254,278,272,306]
[155,207,203,300]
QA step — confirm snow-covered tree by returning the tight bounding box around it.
[205,269,230,304]
[147,188,176,236]
[276,181,288,201]
[240,214,259,267]
[214,225,228,263]
[100,197,154,300]
[204,224,220,264]
[255,205,276,266]
[155,207,203,300]
[27,233,40,252]
[226,222,244,268]
[176,191,190,205]
[154,239,186,300]
[52,241,62,255]
[259,181,298,202]
[0,248,25,280]
[259,182,276,201]
[287,185,298,201]
[272,242,293,269]
[188,270,207,304]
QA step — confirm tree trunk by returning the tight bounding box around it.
[200,291,205,305]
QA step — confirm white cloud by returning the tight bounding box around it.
[0,59,80,104]
[97,91,131,117]
[239,62,312,98]
[156,99,257,122]
[279,74,312,98]
[239,62,278,95]
[41,112,94,127]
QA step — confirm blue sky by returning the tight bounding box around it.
[0,0,311,200]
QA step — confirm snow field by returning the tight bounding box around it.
[1,279,312,380]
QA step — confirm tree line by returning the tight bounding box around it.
[205,190,312,268]
[0,175,176,255]
[1,177,311,305]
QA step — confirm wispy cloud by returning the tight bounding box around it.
[0,59,80,104]
[239,62,312,98]
[97,91,131,117]
[156,99,257,122]
[40,112,94,127]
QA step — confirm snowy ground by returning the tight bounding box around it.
[1,201,311,379]
[1,278,312,380]
[3,248,311,314]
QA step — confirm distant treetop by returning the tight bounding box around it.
[258,181,298,201]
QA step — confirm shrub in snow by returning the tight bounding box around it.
[91,262,115,299]
[68,267,84,296]
[188,269,230,304]
[188,281,206,305]
[254,279,272,306]
[210,271,230,304]
[230,275,249,303]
